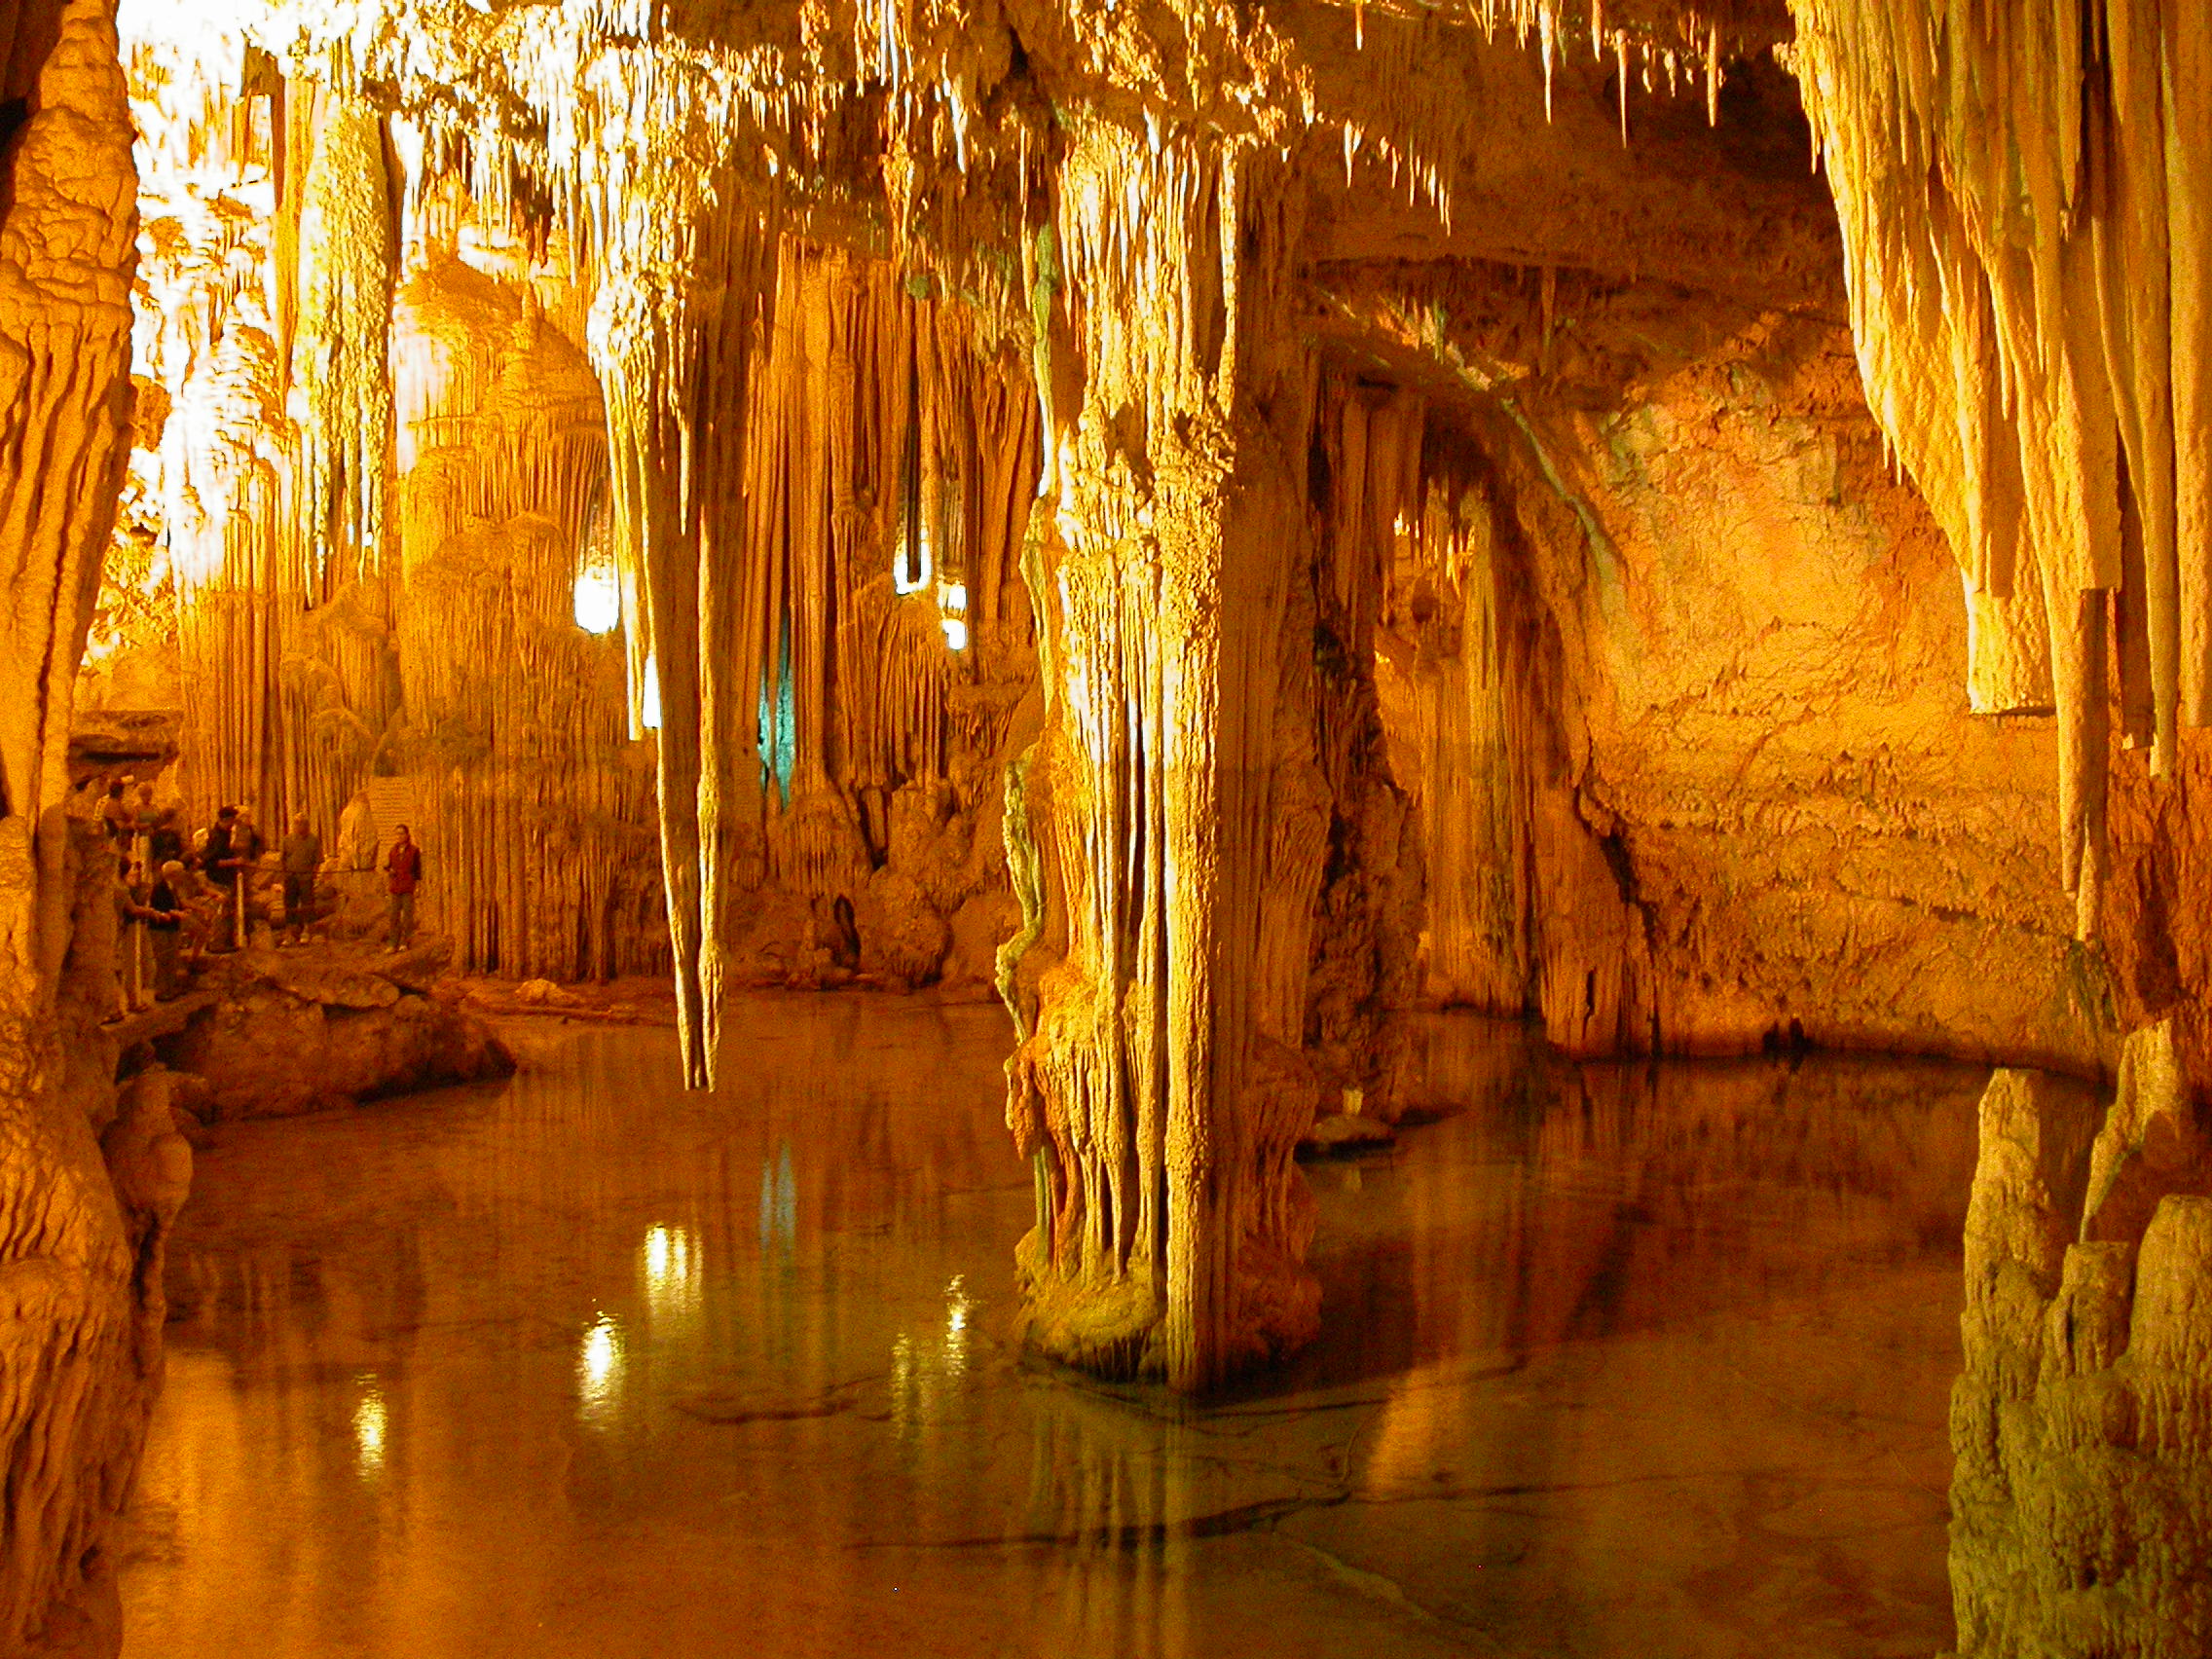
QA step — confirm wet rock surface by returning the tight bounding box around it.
[1298,1111,1396,1158]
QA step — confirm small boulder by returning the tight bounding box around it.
[513,977,583,1007]
[1299,1113,1396,1159]
[375,939,453,995]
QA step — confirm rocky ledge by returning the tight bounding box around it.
[155,940,514,1121]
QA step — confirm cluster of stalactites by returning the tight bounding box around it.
[1789,0,2210,939]
[110,0,1768,388]
[580,194,1044,1083]
[123,26,413,611]
[294,80,397,595]
[121,26,286,600]
[1459,0,1751,129]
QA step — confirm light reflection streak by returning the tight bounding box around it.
[889,1274,978,1436]
[759,1144,795,1256]
[640,1222,700,1322]
[352,1376,387,1474]
[577,1314,624,1424]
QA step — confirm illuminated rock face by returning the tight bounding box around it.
[1351,283,2108,1068]
[29,0,2212,1405]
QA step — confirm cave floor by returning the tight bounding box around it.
[118,997,1990,1659]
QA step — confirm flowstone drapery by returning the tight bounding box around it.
[1788,0,2207,898]
[1789,0,2212,1084]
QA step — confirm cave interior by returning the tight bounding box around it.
[1,0,2209,1652]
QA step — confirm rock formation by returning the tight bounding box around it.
[0,0,176,1647]
[161,943,513,1121]
[1950,1023,2212,1657]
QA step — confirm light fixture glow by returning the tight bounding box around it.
[574,563,621,634]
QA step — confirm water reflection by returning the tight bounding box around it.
[577,1314,623,1424]
[124,1000,1996,1659]
[642,1223,701,1324]
[351,1378,387,1475]
[758,1146,795,1257]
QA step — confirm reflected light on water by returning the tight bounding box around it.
[124,1013,2006,1659]
[759,1144,795,1255]
[891,1275,979,1436]
[352,1378,387,1474]
[641,1224,701,1322]
[942,1273,972,1364]
[577,1315,624,1424]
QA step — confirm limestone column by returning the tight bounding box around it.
[1003,124,1328,1390]
[0,0,180,1646]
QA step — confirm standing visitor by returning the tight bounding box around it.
[384,825,423,951]
[145,861,188,1000]
[101,778,131,845]
[110,854,154,1015]
[202,806,239,952]
[280,813,322,946]
[148,804,185,871]
[230,804,266,948]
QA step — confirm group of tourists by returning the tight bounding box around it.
[92,773,427,1017]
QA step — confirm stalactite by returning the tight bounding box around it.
[1788,0,2212,942]
[292,71,395,598]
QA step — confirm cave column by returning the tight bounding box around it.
[1006,126,1322,1389]
[0,0,185,1645]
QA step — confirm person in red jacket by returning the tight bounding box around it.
[384,825,424,951]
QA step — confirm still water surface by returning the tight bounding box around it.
[120,997,1990,1657]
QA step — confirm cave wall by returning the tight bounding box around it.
[1345,279,2111,1070]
